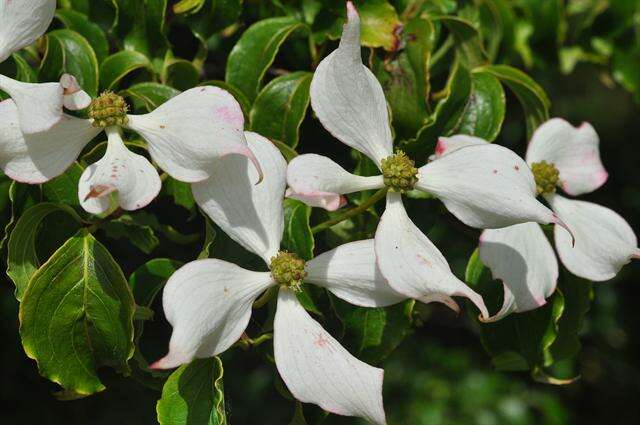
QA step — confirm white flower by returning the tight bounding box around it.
[438,120,639,321]
[152,132,393,425]
[0,0,90,134]
[0,87,261,214]
[285,2,566,315]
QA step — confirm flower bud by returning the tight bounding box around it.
[270,251,306,291]
[531,160,560,195]
[89,91,129,128]
[381,151,419,192]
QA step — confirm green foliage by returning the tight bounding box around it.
[157,357,227,425]
[226,17,308,102]
[250,71,312,148]
[19,230,135,395]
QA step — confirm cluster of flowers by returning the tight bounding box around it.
[2,1,638,424]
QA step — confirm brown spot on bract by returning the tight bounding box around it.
[493,169,498,174]
[224,287,229,294]
[159,125,166,129]
[514,165,520,170]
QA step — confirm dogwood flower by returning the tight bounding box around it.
[0,87,260,214]
[0,0,91,134]
[152,132,398,425]
[437,120,639,321]
[286,2,568,313]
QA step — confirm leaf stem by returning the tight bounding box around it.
[311,187,388,234]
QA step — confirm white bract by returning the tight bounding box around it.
[285,2,565,315]
[438,120,639,321]
[0,86,261,214]
[0,0,91,134]
[153,132,394,425]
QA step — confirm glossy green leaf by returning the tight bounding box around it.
[466,248,567,375]
[432,15,488,68]
[282,199,314,261]
[129,258,183,308]
[226,17,308,102]
[549,273,593,361]
[42,163,85,206]
[0,182,40,250]
[332,297,414,364]
[20,230,136,394]
[404,15,436,110]
[182,0,242,43]
[314,0,402,51]
[454,71,506,141]
[476,64,550,137]
[162,177,196,211]
[163,58,200,91]
[157,357,227,425]
[7,203,82,301]
[121,82,180,112]
[173,0,207,15]
[100,50,154,91]
[55,9,110,63]
[374,52,428,139]
[402,61,472,160]
[250,71,312,148]
[103,214,160,254]
[11,54,38,83]
[41,29,100,97]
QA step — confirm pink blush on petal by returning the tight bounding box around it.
[215,105,244,127]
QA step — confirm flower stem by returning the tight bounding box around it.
[311,187,388,234]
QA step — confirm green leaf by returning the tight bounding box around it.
[465,249,567,374]
[432,15,488,68]
[0,182,40,250]
[162,176,196,211]
[121,82,180,112]
[314,0,402,51]
[182,0,242,43]
[55,9,110,63]
[173,0,206,15]
[42,163,85,206]
[40,29,100,97]
[112,0,169,59]
[402,60,472,160]
[549,273,593,361]
[356,0,402,51]
[163,58,200,91]
[20,230,136,394]
[157,357,227,425]
[100,50,154,91]
[374,52,428,139]
[11,53,38,83]
[226,17,308,102]
[454,71,506,141]
[282,199,314,261]
[129,258,183,308]
[7,203,83,301]
[475,64,550,138]
[250,71,312,148]
[103,213,160,254]
[404,15,436,110]
[198,215,216,259]
[332,297,414,364]
[272,140,299,162]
